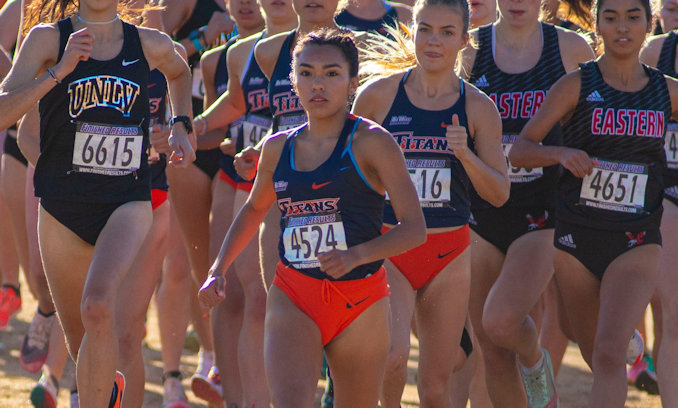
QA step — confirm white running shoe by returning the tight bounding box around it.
[521,349,559,408]
[162,376,189,408]
[626,329,645,365]
[30,372,58,408]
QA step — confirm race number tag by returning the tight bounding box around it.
[502,134,544,182]
[579,158,648,213]
[72,122,143,176]
[242,114,273,148]
[664,123,678,169]
[277,113,307,132]
[282,212,347,269]
[192,65,204,99]
[387,157,452,208]
[229,116,245,140]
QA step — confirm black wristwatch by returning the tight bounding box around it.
[169,115,193,134]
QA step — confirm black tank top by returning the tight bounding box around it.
[273,115,384,280]
[175,0,225,67]
[381,71,473,228]
[656,31,678,188]
[559,61,671,231]
[469,23,565,209]
[36,18,151,203]
[268,30,307,133]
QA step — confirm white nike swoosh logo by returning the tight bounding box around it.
[122,59,139,67]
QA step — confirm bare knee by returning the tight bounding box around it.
[483,310,521,348]
[244,283,268,317]
[81,293,114,331]
[592,337,626,374]
[418,374,450,407]
[271,387,315,408]
[384,345,409,379]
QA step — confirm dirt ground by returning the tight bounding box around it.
[0,283,663,407]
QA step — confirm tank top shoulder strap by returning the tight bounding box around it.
[538,22,561,64]
[658,31,678,77]
[394,69,411,99]
[277,30,296,68]
[242,31,267,84]
[577,60,598,101]
[470,25,494,78]
[56,18,74,61]
[122,21,144,60]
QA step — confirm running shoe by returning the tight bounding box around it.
[321,370,334,408]
[162,374,189,408]
[626,329,644,365]
[108,371,125,408]
[633,355,660,395]
[70,390,79,408]
[30,372,59,408]
[20,310,56,373]
[191,365,222,403]
[0,286,21,328]
[521,349,559,408]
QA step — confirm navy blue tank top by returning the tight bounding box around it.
[213,40,240,175]
[656,31,678,189]
[148,69,168,191]
[237,32,273,153]
[36,18,150,203]
[382,72,473,228]
[469,23,565,209]
[334,2,399,36]
[269,30,306,133]
[273,114,384,280]
[559,61,671,231]
[175,0,226,67]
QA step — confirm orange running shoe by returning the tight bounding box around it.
[0,286,21,328]
[109,371,126,408]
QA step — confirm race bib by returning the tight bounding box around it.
[242,114,273,149]
[282,212,347,269]
[229,116,244,140]
[191,65,204,99]
[665,123,678,169]
[502,134,543,182]
[387,157,451,208]
[579,158,648,213]
[72,122,143,176]
[277,113,307,132]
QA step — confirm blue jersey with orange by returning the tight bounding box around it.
[269,30,306,133]
[237,32,273,155]
[273,114,384,280]
[469,22,565,209]
[382,71,473,228]
[334,2,399,36]
[148,69,168,192]
[214,40,239,180]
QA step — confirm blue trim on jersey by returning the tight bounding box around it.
[341,117,378,193]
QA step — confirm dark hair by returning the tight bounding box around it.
[291,29,360,78]
[23,0,155,34]
[594,0,652,24]
[414,0,470,36]
[543,0,594,30]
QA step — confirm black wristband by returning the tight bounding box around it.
[169,115,193,134]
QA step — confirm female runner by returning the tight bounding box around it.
[637,15,678,405]
[196,0,297,404]
[458,0,593,405]
[510,0,677,404]
[201,29,426,408]
[334,0,411,35]
[353,0,508,406]
[0,0,194,405]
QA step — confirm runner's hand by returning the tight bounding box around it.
[199,274,226,308]
[234,146,259,181]
[150,124,171,154]
[318,249,358,279]
[220,137,236,156]
[445,114,471,161]
[558,147,597,178]
[168,126,196,167]
[53,28,94,79]
[203,12,235,44]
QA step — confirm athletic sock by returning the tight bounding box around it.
[521,352,545,375]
